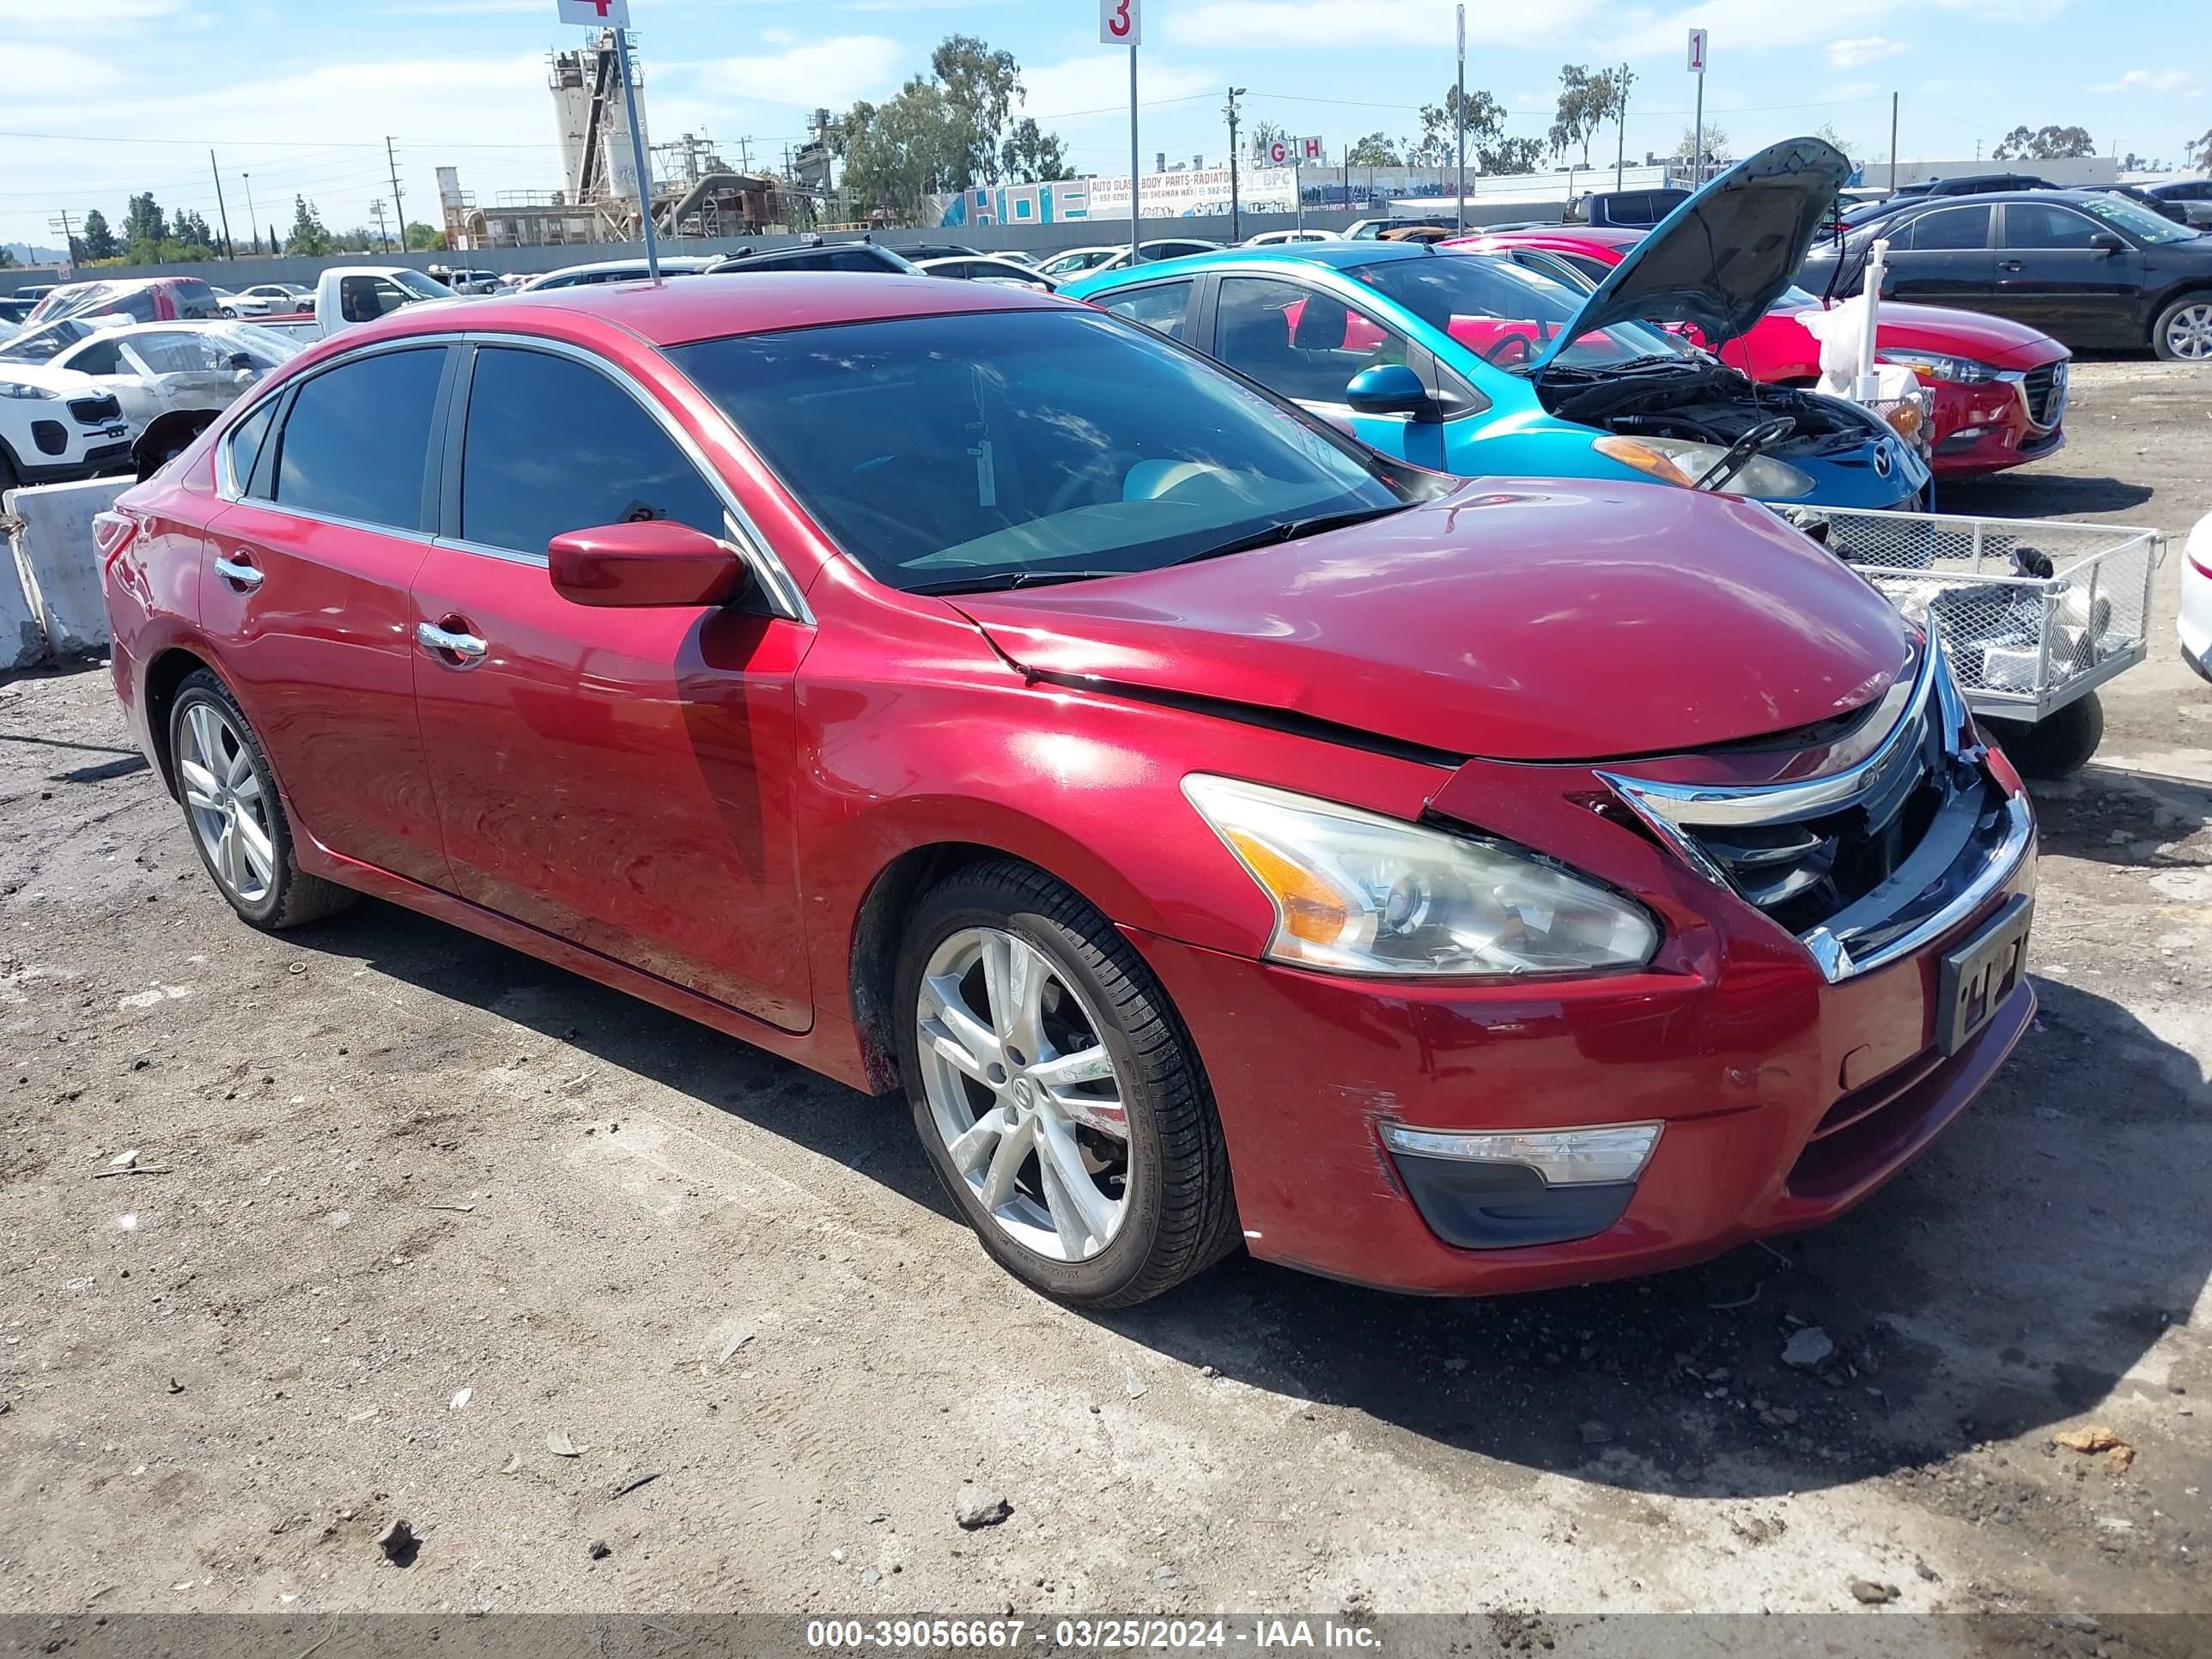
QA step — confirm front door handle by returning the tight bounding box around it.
[1998,259,2025,272]
[416,620,488,662]
[215,553,264,590]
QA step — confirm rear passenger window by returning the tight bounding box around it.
[1100,281,1194,341]
[227,398,278,495]
[272,347,447,531]
[460,348,727,558]
[1902,205,1990,250]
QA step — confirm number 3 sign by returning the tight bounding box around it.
[1099,0,1141,46]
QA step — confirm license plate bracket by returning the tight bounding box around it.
[1936,893,2033,1055]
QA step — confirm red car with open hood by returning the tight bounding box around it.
[98,274,2037,1305]
[1450,225,2070,478]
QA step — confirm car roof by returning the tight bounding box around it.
[1457,227,1644,252]
[362,271,1061,348]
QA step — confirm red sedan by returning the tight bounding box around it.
[99,276,2036,1305]
[1451,227,2071,478]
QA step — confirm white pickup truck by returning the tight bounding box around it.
[252,266,460,341]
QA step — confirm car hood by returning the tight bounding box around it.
[950,480,1913,763]
[1779,298,2069,371]
[0,361,103,396]
[1536,137,1853,372]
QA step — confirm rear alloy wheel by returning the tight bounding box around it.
[896,861,1237,1307]
[169,670,356,930]
[2153,294,2212,362]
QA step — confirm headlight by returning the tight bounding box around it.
[1877,349,1996,385]
[1591,434,1694,487]
[0,381,58,401]
[1182,775,1658,978]
[1594,434,1816,500]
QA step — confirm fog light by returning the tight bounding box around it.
[1380,1121,1661,1185]
[1382,1121,1661,1250]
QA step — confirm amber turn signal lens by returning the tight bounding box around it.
[1591,434,1697,488]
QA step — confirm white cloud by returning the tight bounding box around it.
[0,0,184,30]
[2091,68,2191,94]
[761,27,797,46]
[1827,36,1909,68]
[695,35,904,110]
[1169,0,1595,50]
[1019,56,1219,122]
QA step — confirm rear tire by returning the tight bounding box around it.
[168,670,357,930]
[2152,292,2212,362]
[895,860,1239,1307]
[1984,691,2104,781]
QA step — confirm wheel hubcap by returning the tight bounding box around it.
[177,702,275,904]
[2171,304,2212,360]
[915,927,1130,1264]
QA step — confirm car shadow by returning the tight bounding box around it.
[1936,471,2155,518]
[2027,764,2212,871]
[286,896,2208,1501]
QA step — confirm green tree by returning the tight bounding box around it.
[1993,123,2095,161]
[2185,127,2212,171]
[1000,118,1071,182]
[122,191,167,247]
[1810,122,1854,162]
[1249,117,1289,159]
[173,209,216,250]
[79,209,118,260]
[1674,122,1733,164]
[1409,86,1507,170]
[1479,135,1546,175]
[1547,64,1620,166]
[0,246,17,269]
[1346,131,1402,166]
[931,33,1022,186]
[404,222,447,251]
[284,195,332,256]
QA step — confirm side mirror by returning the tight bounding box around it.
[548,520,746,608]
[2089,232,2125,253]
[1344,362,1437,420]
[227,353,255,373]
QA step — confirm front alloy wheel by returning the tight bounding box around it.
[2154,295,2212,362]
[896,860,1238,1306]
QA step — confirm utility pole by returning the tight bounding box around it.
[1613,62,1629,191]
[1454,4,1467,229]
[242,173,258,254]
[47,210,76,270]
[612,27,660,276]
[1224,86,1245,242]
[385,137,407,251]
[371,199,392,253]
[210,150,237,260]
[1888,92,1899,192]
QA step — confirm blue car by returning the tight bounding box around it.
[1065,138,1930,514]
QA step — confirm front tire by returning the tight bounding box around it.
[1984,691,2104,781]
[168,670,357,930]
[2152,292,2212,362]
[895,860,1238,1307]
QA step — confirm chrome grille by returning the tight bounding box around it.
[1596,641,2033,982]
[2020,362,2064,429]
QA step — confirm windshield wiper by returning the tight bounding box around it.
[1169,503,1411,567]
[902,568,1131,596]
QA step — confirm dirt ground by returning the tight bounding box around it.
[2,362,2209,1634]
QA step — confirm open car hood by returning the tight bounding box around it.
[1535,137,1852,370]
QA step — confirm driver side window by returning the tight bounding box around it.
[1212,276,1407,407]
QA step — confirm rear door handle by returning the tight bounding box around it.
[1998,259,2025,272]
[416,620,488,662]
[215,553,264,590]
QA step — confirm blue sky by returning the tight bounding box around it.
[3,0,2206,250]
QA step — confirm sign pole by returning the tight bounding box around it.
[1692,35,1705,185]
[1129,44,1140,262]
[612,25,660,279]
[1454,4,1466,231]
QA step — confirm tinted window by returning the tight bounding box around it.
[2002,204,2105,249]
[671,310,1406,592]
[173,281,219,320]
[72,339,126,376]
[460,348,726,558]
[272,347,447,531]
[1215,276,1412,404]
[1903,205,1990,250]
[1099,281,1194,340]
[1350,252,1691,372]
[337,276,416,323]
[227,398,278,495]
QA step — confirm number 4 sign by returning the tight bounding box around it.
[1099,0,1140,46]
[557,0,630,26]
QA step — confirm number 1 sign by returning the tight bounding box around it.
[1099,0,1140,46]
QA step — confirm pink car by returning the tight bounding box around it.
[1451,227,2071,479]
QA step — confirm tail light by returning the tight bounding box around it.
[93,509,142,574]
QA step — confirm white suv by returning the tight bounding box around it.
[0,363,135,495]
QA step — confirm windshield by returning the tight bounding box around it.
[2079,193,2198,246]
[0,318,101,364]
[392,269,455,299]
[222,322,306,366]
[670,309,1411,593]
[1347,251,1692,373]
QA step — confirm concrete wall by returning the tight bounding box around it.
[1,266,70,298]
[3,476,128,664]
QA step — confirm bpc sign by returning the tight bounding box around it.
[557,0,630,24]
